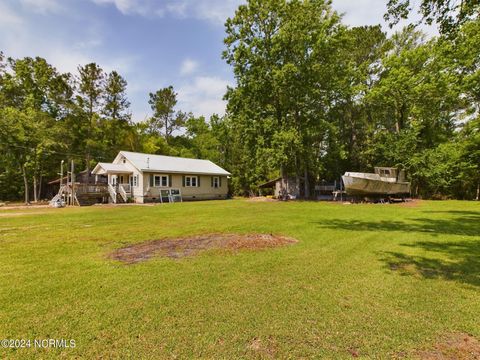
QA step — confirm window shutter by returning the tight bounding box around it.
[150,174,153,187]
[182,175,185,187]
[197,176,200,187]
[211,176,213,187]
[220,177,222,187]
[169,175,172,187]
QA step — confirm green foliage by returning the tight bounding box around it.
[224,0,347,196]
[0,2,479,201]
[0,53,234,202]
[148,86,188,143]
[0,56,70,202]
[385,0,480,35]
[224,1,479,199]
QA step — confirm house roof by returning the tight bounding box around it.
[118,151,231,176]
[258,177,282,188]
[92,162,132,175]
[48,175,69,185]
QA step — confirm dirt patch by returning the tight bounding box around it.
[0,211,50,217]
[416,333,480,360]
[0,204,50,210]
[109,233,298,264]
[397,199,423,208]
[247,337,277,358]
[247,197,278,202]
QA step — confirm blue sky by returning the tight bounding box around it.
[0,0,432,122]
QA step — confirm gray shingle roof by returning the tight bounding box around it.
[120,151,231,176]
[92,162,132,174]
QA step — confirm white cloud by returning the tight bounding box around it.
[0,8,135,76]
[19,0,62,14]
[91,0,149,16]
[180,58,199,76]
[332,0,387,27]
[88,0,435,32]
[0,2,23,25]
[89,0,243,24]
[186,0,242,24]
[177,76,232,118]
[165,2,187,17]
[332,0,438,36]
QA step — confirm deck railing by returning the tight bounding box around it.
[108,183,117,203]
[118,184,128,202]
[74,183,109,194]
[119,183,131,194]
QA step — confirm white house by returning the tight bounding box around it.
[92,151,230,203]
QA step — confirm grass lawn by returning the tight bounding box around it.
[0,199,479,358]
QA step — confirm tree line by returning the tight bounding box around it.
[224,0,479,199]
[0,59,229,203]
[0,0,478,202]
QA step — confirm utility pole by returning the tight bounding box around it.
[60,160,64,204]
[71,160,75,206]
[60,160,64,188]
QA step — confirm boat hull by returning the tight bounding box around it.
[342,175,410,196]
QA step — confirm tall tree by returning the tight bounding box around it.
[102,70,131,158]
[224,0,347,197]
[0,56,69,203]
[76,63,105,176]
[103,71,130,123]
[148,86,187,144]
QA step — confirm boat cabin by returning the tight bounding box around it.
[374,167,406,181]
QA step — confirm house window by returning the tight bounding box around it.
[212,176,219,188]
[154,175,169,187]
[130,175,138,187]
[185,176,198,187]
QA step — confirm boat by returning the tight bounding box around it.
[342,167,410,196]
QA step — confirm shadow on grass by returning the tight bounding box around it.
[315,213,479,237]
[316,210,480,286]
[381,240,480,287]
[422,210,480,216]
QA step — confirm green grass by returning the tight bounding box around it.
[0,200,479,358]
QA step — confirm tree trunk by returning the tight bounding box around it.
[33,176,38,203]
[86,154,90,185]
[165,116,169,144]
[38,174,43,200]
[304,166,310,200]
[280,165,286,200]
[476,181,479,201]
[21,163,29,205]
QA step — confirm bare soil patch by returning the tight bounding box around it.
[247,337,278,358]
[247,196,278,202]
[0,204,49,211]
[416,333,480,360]
[398,199,423,208]
[109,233,298,264]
